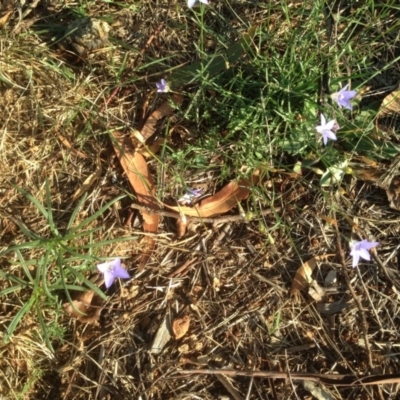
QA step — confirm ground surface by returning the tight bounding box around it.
[1,1,400,399]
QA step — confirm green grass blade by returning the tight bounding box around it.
[66,193,88,232]
[0,285,24,296]
[0,269,28,286]
[45,179,59,237]
[66,267,107,301]
[1,216,42,241]
[70,194,126,232]
[11,184,49,221]
[16,249,34,283]
[56,254,75,309]
[4,295,35,342]
[0,241,43,256]
[36,303,54,353]
[41,250,56,300]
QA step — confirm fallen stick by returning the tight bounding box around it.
[129,203,279,223]
[176,369,400,387]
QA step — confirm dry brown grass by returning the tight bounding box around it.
[2,1,400,399]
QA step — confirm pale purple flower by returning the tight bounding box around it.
[331,84,357,110]
[316,114,338,145]
[188,0,208,8]
[156,79,169,93]
[97,258,130,288]
[178,188,202,204]
[350,240,379,268]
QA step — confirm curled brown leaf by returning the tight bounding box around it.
[290,255,334,296]
[172,316,191,339]
[290,258,317,296]
[63,290,103,324]
[165,172,259,218]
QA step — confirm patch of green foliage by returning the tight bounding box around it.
[0,182,135,351]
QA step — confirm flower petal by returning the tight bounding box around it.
[103,271,116,289]
[343,90,357,99]
[113,265,130,279]
[109,258,121,269]
[340,100,353,110]
[187,188,202,197]
[178,187,202,204]
[332,122,340,132]
[352,252,360,268]
[324,119,336,130]
[97,262,111,273]
[156,79,169,93]
[358,248,371,262]
[360,240,379,250]
[178,194,191,203]
[356,239,369,249]
[332,85,357,110]
[324,131,337,141]
[188,0,196,7]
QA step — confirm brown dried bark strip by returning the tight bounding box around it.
[111,131,159,270]
[141,94,183,144]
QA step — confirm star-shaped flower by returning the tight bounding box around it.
[350,239,379,268]
[178,188,202,204]
[316,114,339,145]
[156,79,169,93]
[331,84,357,110]
[97,258,130,289]
[188,0,208,8]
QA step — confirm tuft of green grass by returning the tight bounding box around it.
[0,182,135,350]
